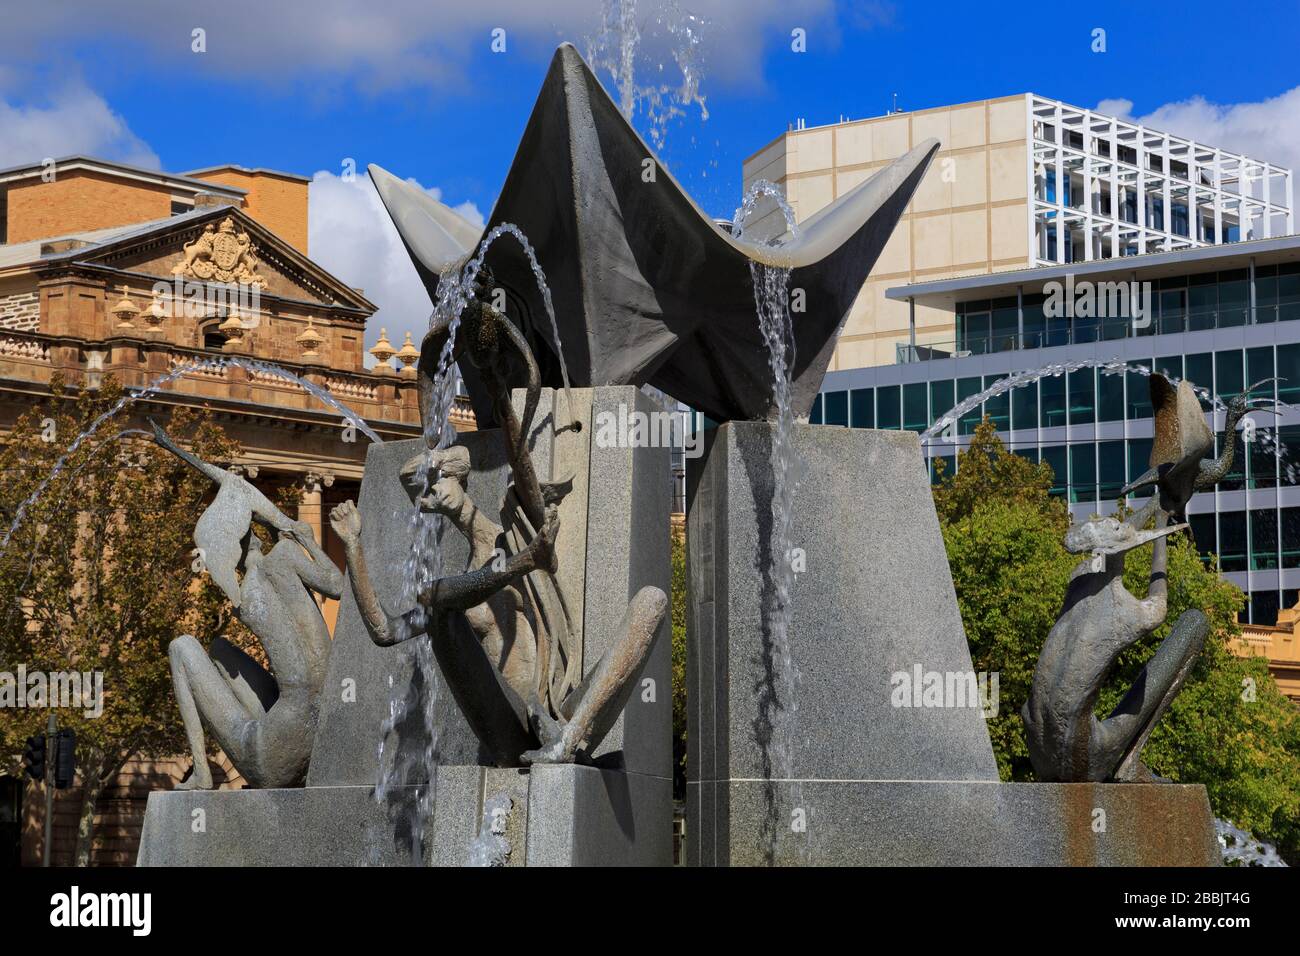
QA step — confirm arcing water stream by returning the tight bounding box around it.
[0,355,378,560]
[373,221,569,863]
[921,358,1300,485]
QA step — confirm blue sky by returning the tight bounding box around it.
[3,0,1299,344]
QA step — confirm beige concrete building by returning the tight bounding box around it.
[743,94,1033,370]
[743,93,1293,371]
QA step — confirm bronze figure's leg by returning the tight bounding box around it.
[1102,608,1209,781]
[522,585,667,765]
[168,634,266,789]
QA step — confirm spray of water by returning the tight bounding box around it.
[0,355,378,558]
[922,358,1300,485]
[586,0,709,150]
[1216,818,1288,866]
[466,792,515,866]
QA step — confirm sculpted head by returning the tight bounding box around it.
[400,445,472,516]
[1065,514,1187,557]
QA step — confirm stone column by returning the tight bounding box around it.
[298,471,333,548]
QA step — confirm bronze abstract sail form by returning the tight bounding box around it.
[369,42,938,424]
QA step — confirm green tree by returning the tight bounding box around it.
[936,419,1300,862]
[670,528,687,800]
[0,376,242,865]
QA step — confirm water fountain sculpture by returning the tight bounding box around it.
[1022,516,1206,784]
[367,42,939,426]
[329,296,669,767]
[138,40,1229,867]
[152,422,341,792]
[1022,373,1275,786]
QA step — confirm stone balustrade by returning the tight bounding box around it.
[0,327,474,433]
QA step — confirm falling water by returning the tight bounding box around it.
[374,221,567,862]
[923,357,1300,489]
[1215,818,1288,866]
[0,355,378,559]
[466,792,515,866]
[734,180,809,860]
[587,0,709,150]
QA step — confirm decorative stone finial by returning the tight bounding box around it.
[219,309,244,350]
[145,290,167,333]
[111,285,139,330]
[296,317,324,359]
[395,331,420,378]
[369,327,396,374]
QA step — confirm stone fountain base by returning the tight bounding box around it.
[690,779,1221,866]
[136,763,671,866]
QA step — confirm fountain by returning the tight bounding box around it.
[133,40,1227,867]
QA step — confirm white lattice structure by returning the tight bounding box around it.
[1029,94,1294,266]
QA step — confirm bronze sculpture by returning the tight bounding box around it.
[152,422,342,789]
[1024,372,1274,782]
[330,281,667,766]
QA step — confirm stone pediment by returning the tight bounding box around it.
[63,208,374,314]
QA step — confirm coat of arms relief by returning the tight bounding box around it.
[172,216,268,287]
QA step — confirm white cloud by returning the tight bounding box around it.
[0,84,159,169]
[307,170,484,364]
[1098,87,1300,173]
[0,0,838,94]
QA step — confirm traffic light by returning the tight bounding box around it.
[54,729,76,789]
[22,734,46,782]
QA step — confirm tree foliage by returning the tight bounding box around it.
[670,528,687,800]
[0,376,244,863]
[936,419,1300,863]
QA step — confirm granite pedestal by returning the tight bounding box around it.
[686,422,1220,866]
[137,764,671,866]
[138,386,672,866]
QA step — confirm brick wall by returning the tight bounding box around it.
[189,168,310,254]
[6,171,174,244]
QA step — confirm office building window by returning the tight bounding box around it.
[877,385,901,430]
[1041,373,1067,428]
[1011,379,1038,430]
[1098,369,1124,422]
[903,382,928,433]
[1188,512,1216,563]
[1251,508,1279,570]
[1215,349,1244,402]
[957,377,982,435]
[1042,445,1067,497]
[1068,368,1095,425]
[1154,354,1182,381]
[1125,369,1152,420]
[1282,426,1300,486]
[1251,590,1280,627]
[1279,345,1300,406]
[929,380,954,429]
[1219,510,1247,572]
[1282,507,1300,569]
[810,394,823,424]
[849,388,874,428]
[1098,440,1125,501]
[1127,438,1153,498]
[982,375,1009,431]
[1070,443,1096,504]
[824,390,848,427]
[1185,353,1213,409]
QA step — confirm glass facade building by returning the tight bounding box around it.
[814,235,1300,625]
